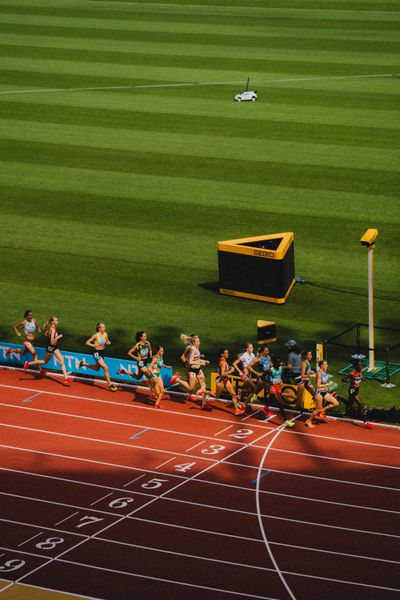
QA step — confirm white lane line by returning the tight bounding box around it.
[95,533,400,567]
[58,558,278,599]
[268,446,400,471]
[155,457,176,470]
[3,466,397,520]
[1,477,398,539]
[255,415,301,600]
[0,382,278,432]
[54,511,79,526]
[185,441,204,453]
[90,492,114,507]
[17,531,43,547]
[214,425,233,436]
[1,420,398,473]
[1,381,399,444]
[0,73,397,97]
[123,474,145,487]
[0,402,251,448]
[1,441,398,493]
[55,555,400,595]
[0,422,217,463]
[0,518,88,539]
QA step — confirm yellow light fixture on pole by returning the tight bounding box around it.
[360,229,379,371]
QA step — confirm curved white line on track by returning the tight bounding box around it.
[255,416,301,600]
[0,73,397,96]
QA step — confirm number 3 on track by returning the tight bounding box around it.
[201,444,225,455]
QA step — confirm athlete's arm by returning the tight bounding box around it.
[50,327,62,345]
[232,357,243,375]
[85,334,97,348]
[128,343,140,360]
[13,320,24,337]
[247,357,261,376]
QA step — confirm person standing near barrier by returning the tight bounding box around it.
[24,316,72,384]
[6,310,41,364]
[342,362,372,428]
[79,323,117,392]
[215,348,245,416]
[305,360,338,428]
[284,340,302,383]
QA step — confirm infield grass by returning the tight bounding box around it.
[0,0,399,408]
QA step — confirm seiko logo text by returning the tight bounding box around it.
[254,249,275,258]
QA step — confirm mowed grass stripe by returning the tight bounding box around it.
[2,3,400,23]
[1,203,398,298]
[2,57,398,87]
[1,12,400,53]
[1,100,397,149]
[2,1,400,19]
[2,26,400,48]
[1,139,398,196]
[1,17,400,54]
[2,38,400,67]
[1,75,398,127]
[3,118,399,172]
[2,165,398,226]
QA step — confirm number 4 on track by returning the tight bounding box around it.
[174,462,196,473]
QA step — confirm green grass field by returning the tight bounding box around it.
[0,0,399,409]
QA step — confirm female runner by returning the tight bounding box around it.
[170,334,215,409]
[79,323,117,392]
[147,345,172,408]
[296,350,316,402]
[6,310,41,363]
[268,358,295,427]
[127,331,153,379]
[24,316,72,384]
[305,359,339,428]
[233,342,257,403]
[215,349,245,416]
[246,345,272,410]
[342,361,372,428]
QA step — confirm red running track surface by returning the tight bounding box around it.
[0,368,399,600]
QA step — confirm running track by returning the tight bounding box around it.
[0,369,399,600]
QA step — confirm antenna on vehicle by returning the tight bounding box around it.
[245,76,250,91]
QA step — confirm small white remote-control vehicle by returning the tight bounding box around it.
[234,90,257,102]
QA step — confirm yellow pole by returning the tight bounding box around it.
[368,244,376,370]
